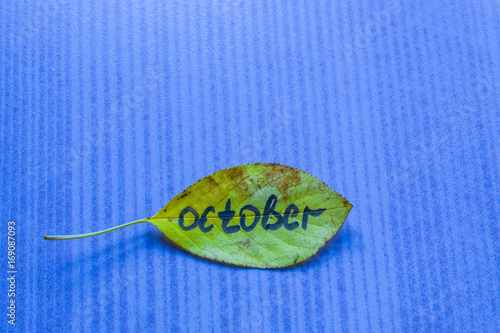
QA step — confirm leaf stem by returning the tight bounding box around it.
[44,219,148,240]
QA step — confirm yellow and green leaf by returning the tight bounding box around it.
[45,163,352,268]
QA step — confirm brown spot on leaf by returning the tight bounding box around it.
[236,178,251,195]
[276,167,303,202]
[240,238,252,248]
[204,175,219,188]
[226,165,244,181]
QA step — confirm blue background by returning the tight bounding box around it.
[1,0,499,332]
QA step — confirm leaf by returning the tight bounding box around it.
[45,163,353,269]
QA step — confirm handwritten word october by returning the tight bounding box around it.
[178,194,326,234]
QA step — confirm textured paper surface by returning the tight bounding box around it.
[1,0,499,332]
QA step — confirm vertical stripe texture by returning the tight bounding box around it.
[1,0,499,332]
